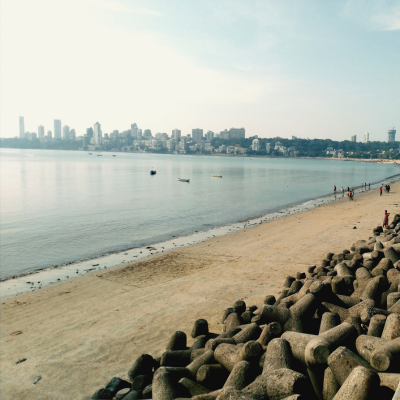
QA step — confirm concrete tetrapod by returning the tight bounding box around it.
[323,367,340,400]
[242,368,310,400]
[152,369,178,400]
[367,314,387,337]
[381,313,400,340]
[186,350,215,378]
[262,338,292,374]
[179,377,211,396]
[327,346,375,386]
[257,322,282,346]
[370,337,400,371]
[196,364,229,390]
[223,361,256,390]
[331,366,379,400]
[305,322,357,368]
[166,331,187,351]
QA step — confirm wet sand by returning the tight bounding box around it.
[1,182,399,399]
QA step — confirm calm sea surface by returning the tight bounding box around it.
[1,149,399,279]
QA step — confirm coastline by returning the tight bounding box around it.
[2,171,400,298]
[1,179,400,399]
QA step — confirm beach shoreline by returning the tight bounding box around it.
[2,172,400,298]
[1,179,400,399]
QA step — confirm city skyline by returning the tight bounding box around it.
[16,116,397,143]
[1,1,399,141]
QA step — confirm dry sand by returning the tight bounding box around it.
[1,183,400,399]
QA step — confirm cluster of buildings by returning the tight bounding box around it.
[17,117,397,157]
[350,129,396,143]
[17,117,248,154]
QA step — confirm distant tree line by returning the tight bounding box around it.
[1,136,399,159]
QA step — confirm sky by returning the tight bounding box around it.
[1,0,399,141]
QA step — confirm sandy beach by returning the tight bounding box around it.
[1,182,399,400]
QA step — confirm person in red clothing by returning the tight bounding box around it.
[383,210,390,227]
[380,187,383,196]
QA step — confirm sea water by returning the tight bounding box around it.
[1,148,399,281]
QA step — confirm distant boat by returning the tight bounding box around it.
[150,170,156,175]
[113,155,117,157]
[211,174,222,178]
[88,153,92,155]
[178,178,190,182]
[97,154,102,156]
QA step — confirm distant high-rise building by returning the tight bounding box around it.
[172,129,181,140]
[229,128,245,139]
[219,128,245,140]
[388,128,396,143]
[70,129,76,141]
[192,128,203,142]
[180,136,188,151]
[54,119,62,139]
[143,129,152,138]
[351,135,357,142]
[137,129,143,141]
[252,138,260,151]
[38,125,45,139]
[131,123,138,139]
[206,131,214,141]
[86,127,94,140]
[266,142,271,153]
[292,135,297,140]
[47,130,52,139]
[364,132,369,143]
[19,116,25,139]
[93,122,102,144]
[62,125,70,140]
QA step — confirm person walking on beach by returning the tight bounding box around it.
[380,187,383,196]
[369,183,370,189]
[383,210,390,227]
[334,185,336,193]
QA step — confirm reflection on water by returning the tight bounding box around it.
[1,148,399,278]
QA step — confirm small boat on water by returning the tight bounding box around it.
[97,154,102,156]
[113,155,117,157]
[88,153,92,155]
[178,178,190,182]
[211,174,222,178]
[150,170,156,175]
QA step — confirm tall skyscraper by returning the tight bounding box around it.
[19,117,25,139]
[388,128,396,143]
[206,131,214,141]
[54,120,62,139]
[38,125,45,139]
[172,129,181,140]
[93,122,102,144]
[62,125,70,140]
[131,123,138,139]
[70,129,76,141]
[47,130,53,139]
[192,128,203,142]
[351,135,357,142]
[137,129,143,141]
[364,132,369,143]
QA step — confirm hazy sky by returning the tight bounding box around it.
[1,0,399,140]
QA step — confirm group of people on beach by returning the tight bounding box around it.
[380,184,391,196]
[333,183,392,228]
[334,181,392,200]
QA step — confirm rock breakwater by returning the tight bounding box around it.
[90,215,400,400]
